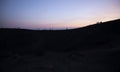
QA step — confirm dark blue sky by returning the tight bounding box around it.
[1,0,120,29]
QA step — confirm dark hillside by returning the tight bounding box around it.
[0,19,120,72]
[0,19,120,55]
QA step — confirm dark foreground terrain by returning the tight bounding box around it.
[0,19,120,72]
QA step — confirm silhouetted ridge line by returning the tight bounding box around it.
[0,19,120,56]
[0,19,120,31]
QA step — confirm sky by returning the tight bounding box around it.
[0,0,120,29]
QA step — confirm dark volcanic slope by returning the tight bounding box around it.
[0,19,120,55]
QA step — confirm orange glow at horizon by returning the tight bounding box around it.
[1,0,120,29]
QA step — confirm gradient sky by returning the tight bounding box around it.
[1,0,120,29]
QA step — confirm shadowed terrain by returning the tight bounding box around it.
[0,19,120,72]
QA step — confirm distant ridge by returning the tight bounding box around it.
[0,19,120,56]
[72,19,120,30]
[0,19,120,31]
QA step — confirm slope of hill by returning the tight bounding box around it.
[0,19,120,53]
[0,19,120,72]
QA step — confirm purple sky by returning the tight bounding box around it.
[1,0,120,29]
